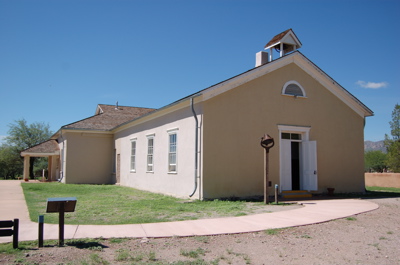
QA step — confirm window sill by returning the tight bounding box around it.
[282,94,307,99]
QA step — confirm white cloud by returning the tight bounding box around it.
[356,80,388,89]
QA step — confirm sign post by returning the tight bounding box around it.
[38,215,44,247]
[260,134,275,204]
[46,197,77,246]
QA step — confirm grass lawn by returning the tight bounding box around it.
[22,183,269,225]
[366,186,400,193]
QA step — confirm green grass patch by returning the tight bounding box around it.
[265,228,284,235]
[346,217,357,221]
[194,236,210,243]
[86,253,110,265]
[180,247,207,258]
[109,237,128,244]
[364,186,400,198]
[0,241,37,254]
[226,249,251,264]
[366,186,400,193]
[21,183,268,225]
[115,248,134,261]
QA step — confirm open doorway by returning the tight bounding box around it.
[279,125,318,191]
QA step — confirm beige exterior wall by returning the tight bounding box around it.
[202,62,366,198]
[365,173,400,188]
[114,101,203,199]
[59,131,114,184]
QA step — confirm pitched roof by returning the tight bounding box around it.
[21,139,60,156]
[62,104,155,131]
[265,29,292,48]
[119,51,373,127]
[264,28,302,50]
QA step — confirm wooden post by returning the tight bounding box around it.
[0,219,19,248]
[59,203,65,246]
[13,219,19,249]
[38,215,44,248]
[260,134,274,205]
[264,149,269,204]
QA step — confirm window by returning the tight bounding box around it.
[147,136,154,172]
[281,133,302,140]
[130,139,136,172]
[168,132,177,173]
[282,81,306,97]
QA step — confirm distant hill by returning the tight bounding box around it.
[364,140,386,153]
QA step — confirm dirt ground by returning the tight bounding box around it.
[1,197,399,265]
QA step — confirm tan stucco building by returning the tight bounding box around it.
[21,29,373,200]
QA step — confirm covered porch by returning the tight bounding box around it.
[20,140,60,181]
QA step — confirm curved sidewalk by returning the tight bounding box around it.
[0,180,379,243]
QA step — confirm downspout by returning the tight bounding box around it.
[58,132,65,183]
[189,97,199,197]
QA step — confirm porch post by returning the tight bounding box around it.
[23,156,30,180]
[48,156,53,181]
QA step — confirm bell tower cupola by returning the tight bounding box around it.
[255,29,302,67]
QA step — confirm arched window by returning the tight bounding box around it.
[282,81,306,97]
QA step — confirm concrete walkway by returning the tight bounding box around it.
[0,180,379,243]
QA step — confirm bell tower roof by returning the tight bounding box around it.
[264,29,302,56]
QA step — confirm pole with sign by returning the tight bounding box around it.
[46,197,77,246]
[260,134,274,204]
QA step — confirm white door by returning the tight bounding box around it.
[302,141,318,191]
[280,140,292,191]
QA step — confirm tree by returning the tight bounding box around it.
[384,104,400,172]
[0,144,23,179]
[2,119,53,179]
[364,150,387,172]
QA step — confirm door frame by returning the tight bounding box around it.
[278,125,311,192]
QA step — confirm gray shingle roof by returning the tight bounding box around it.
[62,104,155,131]
[21,139,59,154]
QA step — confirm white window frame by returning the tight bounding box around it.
[146,134,155,172]
[282,80,306,98]
[130,138,137,172]
[167,129,178,173]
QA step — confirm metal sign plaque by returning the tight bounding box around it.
[46,197,77,213]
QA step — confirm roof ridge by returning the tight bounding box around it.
[61,114,101,129]
[98,103,155,109]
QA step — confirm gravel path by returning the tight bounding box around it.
[1,197,399,264]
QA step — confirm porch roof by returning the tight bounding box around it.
[20,140,60,157]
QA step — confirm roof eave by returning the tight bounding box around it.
[21,151,60,157]
[292,52,374,118]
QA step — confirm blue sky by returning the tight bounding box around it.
[0,0,399,142]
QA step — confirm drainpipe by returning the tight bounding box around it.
[189,97,199,198]
[58,133,65,183]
